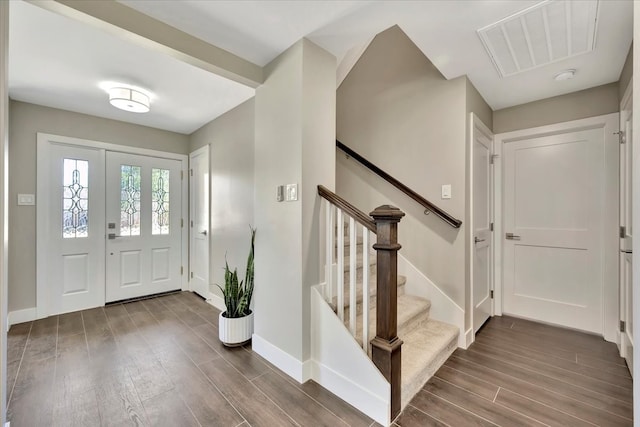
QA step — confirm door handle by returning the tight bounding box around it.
[621,249,633,254]
[108,233,122,240]
[474,237,485,243]
[199,230,207,236]
[505,233,521,240]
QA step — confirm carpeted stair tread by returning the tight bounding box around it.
[331,273,406,310]
[400,319,459,409]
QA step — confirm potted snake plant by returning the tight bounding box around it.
[217,227,256,347]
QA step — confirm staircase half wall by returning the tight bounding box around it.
[310,284,390,425]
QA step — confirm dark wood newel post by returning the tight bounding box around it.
[370,204,405,420]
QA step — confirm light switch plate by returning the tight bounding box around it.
[441,185,451,199]
[17,194,35,206]
[286,184,298,201]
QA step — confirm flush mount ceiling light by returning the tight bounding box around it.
[109,87,150,113]
[554,69,576,81]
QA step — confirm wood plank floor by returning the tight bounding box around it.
[396,316,634,427]
[7,294,633,426]
[7,292,375,427]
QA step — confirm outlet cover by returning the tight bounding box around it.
[441,185,451,199]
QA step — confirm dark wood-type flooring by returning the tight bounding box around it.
[7,293,633,426]
[397,316,634,427]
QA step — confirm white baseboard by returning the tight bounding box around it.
[464,327,474,348]
[8,308,37,327]
[207,293,226,312]
[252,333,311,383]
[311,360,388,426]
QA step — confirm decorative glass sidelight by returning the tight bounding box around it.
[63,159,89,238]
[152,168,170,235]
[120,165,141,236]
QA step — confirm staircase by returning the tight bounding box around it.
[334,226,458,410]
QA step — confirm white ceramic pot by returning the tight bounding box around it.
[218,310,254,347]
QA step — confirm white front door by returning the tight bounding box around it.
[39,143,105,315]
[503,127,605,333]
[105,152,182,302]
[189,147,210,298]
[620,85,633,373]
[471,115,493,333]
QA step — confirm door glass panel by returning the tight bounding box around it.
[152,168,170,235]
[120,165,141,236]
[63,158,89,238]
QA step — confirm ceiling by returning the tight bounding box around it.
[9,0,633,134]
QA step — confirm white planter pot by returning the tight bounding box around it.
[218,311,254,347]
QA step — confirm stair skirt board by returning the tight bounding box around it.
[397,253,467,348]
[311,285,390,425]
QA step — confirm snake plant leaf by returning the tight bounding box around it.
[215,227,256,318]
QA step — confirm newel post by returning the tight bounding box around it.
[370,204,405,420]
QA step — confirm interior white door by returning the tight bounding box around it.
[41,143,105,315]
[189,147,210,298]
[105,152,182,302]
[472,116,493,333]
[620,87,633,373]
[503,127,604,333]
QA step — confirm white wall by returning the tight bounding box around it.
[8,101,189,312]
[632,0,639,416]
[189,99,255,297]
[253,39,335,376]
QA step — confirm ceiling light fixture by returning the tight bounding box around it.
[109,87,150,113]
[554,69,576,81]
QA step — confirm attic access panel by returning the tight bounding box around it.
[477,0,599,78]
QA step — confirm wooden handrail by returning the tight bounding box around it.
[317,185,376,233]
[336,140,462,228]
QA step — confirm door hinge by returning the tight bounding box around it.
[190,220,193,228]
[181,170,184,180]
[490,290,494,299]
[490,223,494,232]
[490,154,499,165]
[620,225,626,238]
[620,320,626,333]
[190,169,193,177]
[615,131,625,144]
[181,218,184,228]
[191,272,194,279]
[181,266,184,275]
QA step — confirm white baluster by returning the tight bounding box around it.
[336,208,344,321]
[325,202,334,303]
[349,216,356,336]
[362,227,370,354]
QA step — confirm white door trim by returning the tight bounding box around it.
[494,113,619,341]
[36,133,188,318]
[468,113,494,342]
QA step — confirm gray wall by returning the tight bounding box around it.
[189,98,255,297]
[619,44,633,100]
[337,25,468,310]
[8,100,189,311]
[493,83,619,134]
[254,39,335,363]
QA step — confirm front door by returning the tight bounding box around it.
[189,146,210,298]
[620,86,633,373]
[39,143,105,315]
[503,127,605,333]
[472,115,493,333]
[105,152,182,302]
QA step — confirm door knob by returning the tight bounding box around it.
[474,237,485,243]
[108,233,122,240]
[505,233,521,240]
[199,230,207,236]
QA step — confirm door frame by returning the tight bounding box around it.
[468,113,494,342]
[188,145,210,298]
[493,113,619,342]
[36,132,188,319]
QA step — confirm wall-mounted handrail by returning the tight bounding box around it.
[336,140,462,228]
[318,185,376,232]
